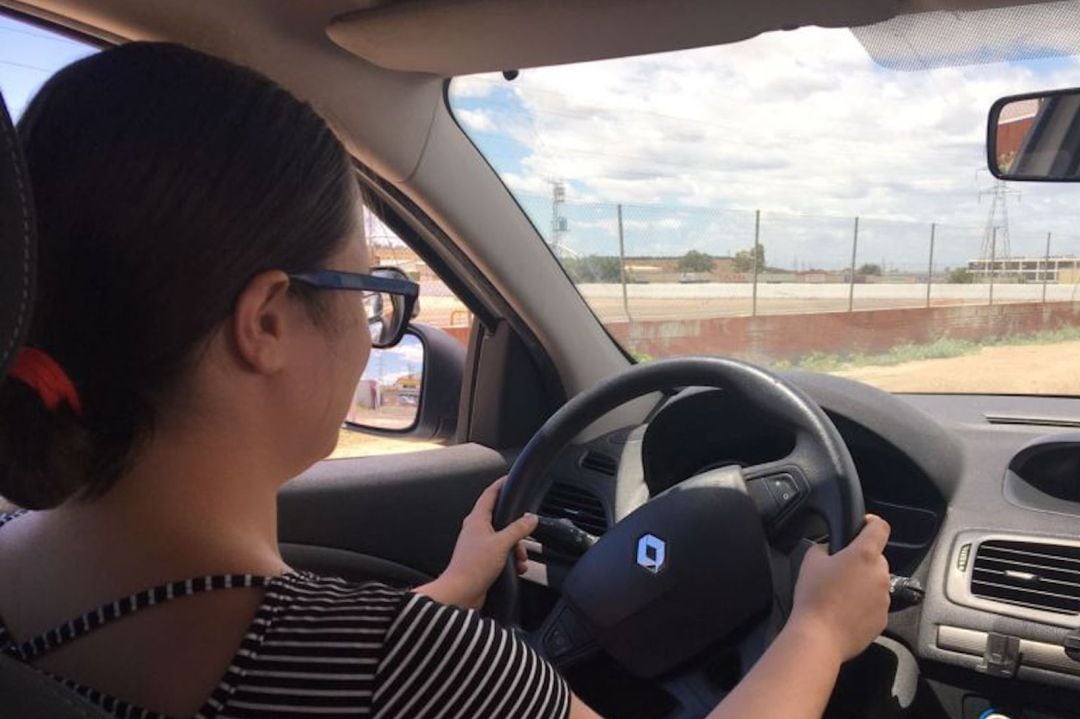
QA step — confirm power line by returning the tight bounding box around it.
[0,24,75,44]
[0,58,55,73]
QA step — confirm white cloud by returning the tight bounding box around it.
[502,172,552,195]
[388,337,425,364]
[451,21,1080,268]
[449,75,499,99]
[455,108,496,133]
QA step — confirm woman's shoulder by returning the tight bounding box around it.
[260,571,416,636]
[269,571,413,607]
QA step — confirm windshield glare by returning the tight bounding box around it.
[449,14,1080,396]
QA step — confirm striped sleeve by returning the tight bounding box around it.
[372,594,571,719]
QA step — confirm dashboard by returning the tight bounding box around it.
[530,372,1080,718]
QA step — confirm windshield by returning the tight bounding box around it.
[448,6,1080,396]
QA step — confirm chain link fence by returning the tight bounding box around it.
[512,193,1080,324]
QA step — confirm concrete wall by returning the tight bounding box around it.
[603,301,1080,362]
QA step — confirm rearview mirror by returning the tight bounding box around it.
[989,88,1080,181]
[346,333,424,431]
[343,323,466,442]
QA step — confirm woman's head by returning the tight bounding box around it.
[0,42,368,509]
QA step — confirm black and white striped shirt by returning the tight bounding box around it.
[0,512,571,719]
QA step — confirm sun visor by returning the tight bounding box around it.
[326,0,899,76]
[854,0,1080,70]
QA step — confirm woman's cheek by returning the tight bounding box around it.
[334,324,369,423]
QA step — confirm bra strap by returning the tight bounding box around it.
[7,574,272,663]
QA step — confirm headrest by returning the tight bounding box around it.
[0,91,35,377]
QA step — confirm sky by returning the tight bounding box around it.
[449,7,1080,272]
[361,333,423,387]
[8,9,1080,273]
[0,16,94,119]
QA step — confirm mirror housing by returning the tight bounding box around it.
[988,88,1080,181]
[344,323,465,442]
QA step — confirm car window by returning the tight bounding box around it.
[0,14,96,119]
[0,13,463,459]
[449,8,1080,396]
[332,207,468,458]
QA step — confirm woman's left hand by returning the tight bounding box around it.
[417,477,538,610]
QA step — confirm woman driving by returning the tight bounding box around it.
[0,43,891,719]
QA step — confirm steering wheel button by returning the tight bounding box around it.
[545,624,572,657]
[767,475,800,510]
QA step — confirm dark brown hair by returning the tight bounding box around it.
[0,42,356,509]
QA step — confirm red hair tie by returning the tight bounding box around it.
[7,347,83,416]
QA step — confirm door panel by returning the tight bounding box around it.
[279,543,432,587]
[277,443,510,579]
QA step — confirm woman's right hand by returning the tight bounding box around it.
[788,514,892,662]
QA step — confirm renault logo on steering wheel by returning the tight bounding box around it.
[636,534,666,574]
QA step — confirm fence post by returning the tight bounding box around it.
[988,226,997,306]
[848,216,859,312]
[752,210,761,317]
[1042,232,1052,304]
[617,204,631,322]
[926,223,936,309]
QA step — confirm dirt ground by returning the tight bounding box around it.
[837,340,1080,395]
[330,430,442,459]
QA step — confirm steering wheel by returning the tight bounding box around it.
[486,357,864,718]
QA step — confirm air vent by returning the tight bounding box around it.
[579,450,617,476]
[539,482,608,536]
[971,540,1080,615]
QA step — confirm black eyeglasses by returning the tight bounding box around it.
[288,266,420,348]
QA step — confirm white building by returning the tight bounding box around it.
[967,256,1080,282]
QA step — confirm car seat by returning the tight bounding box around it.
[0,89,112,719]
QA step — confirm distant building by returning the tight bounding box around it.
[370,245,436,281]
[382,373,422,407]
[620,255,735,283]
[967,256,1080,282]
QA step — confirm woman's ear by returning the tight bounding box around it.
[229,270,294,374]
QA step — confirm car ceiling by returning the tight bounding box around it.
[5,0,1059,76]
[325,0,901,76]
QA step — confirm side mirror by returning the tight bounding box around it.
[344,323,465,442]
[988,88,1080,181]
